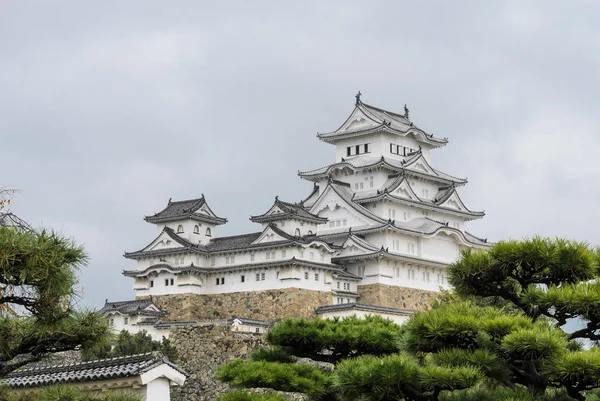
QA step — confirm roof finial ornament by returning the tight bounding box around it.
[275,195,279,201]
[355,91,362,106]
[348,226,352,234]
[404,104,410,119]
[168,197,172,204]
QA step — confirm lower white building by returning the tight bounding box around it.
[4,353,186,401]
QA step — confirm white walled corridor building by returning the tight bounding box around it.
[106,94,490,326]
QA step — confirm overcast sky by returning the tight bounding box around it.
[2,1,600,309]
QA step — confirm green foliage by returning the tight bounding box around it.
[334,353,481,400]
[266,315,401,364]
[448,238,600,341]
[0,385,140,401]
[218,238,600,401]
[82,330,178,362]
[217,359,332,399]
[250,347,294,364]
[217,392,287,401]
[544,348,600,391]
[0,225,111,377]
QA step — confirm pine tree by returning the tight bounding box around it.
[216,238,600,401]
[0,190,110,377]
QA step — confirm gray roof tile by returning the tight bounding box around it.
[99,299,165,317]
[4,353,186,389]
[144,196,227,225]
[315,302,415,316]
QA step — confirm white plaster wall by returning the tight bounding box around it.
[231,324,268,333]
[318,309,410,325]
[155,219,215,245]
[331,295,358,304]
[145,377,171,401]
[421,235,460,263]
[316,206,371,234]
[266,219,320,237]
[134,265,336,298]
[334,137,379,162]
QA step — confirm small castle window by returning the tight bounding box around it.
[109,318,114,326]
[170,278,174,286]
[124,317,129,325]
[150,280,154,288]
[177,224,184,233]
[241,275,245,283]
[295,228,301,236]
[165,279,169,286]
[206,227,212,237]
[314,273,319,281]
[194,225,199,234]
[255,328,260,333]
[304,272,309,280]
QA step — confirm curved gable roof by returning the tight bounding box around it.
[144,196,227,225]
[250,197,327,224]
[316,97,448,147]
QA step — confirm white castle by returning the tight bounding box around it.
[102,93,489,338]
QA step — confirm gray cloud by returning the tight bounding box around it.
[2,0,600,308]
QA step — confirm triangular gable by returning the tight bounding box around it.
[308,184,382,226]
[144,304,161,313]
[141,230,187,252]
[251,225,292,245]
[339,235,379,256]
[437,191,468,212]
[337,107,380,133]
[388,178,419,201]
[404,154,436,176]
[196,202,217,218]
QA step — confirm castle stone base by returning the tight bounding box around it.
[140,288,331,321]
[357,283,438,310]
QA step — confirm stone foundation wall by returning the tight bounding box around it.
[170,324,266,401]
[357,283,438,310]
[143,288,331,322]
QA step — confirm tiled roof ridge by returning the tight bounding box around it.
[209,231,263,242]
[144,195,227,224]
[299,156,466,184]
[168,196,204,205]
[360,102,409,120]
[124,258,347,277]
[7,352,158,377]
[104,298,151,307]
[251,197,326,223]
[315,302,415,315]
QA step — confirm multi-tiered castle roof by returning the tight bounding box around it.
[110,94,490,331]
